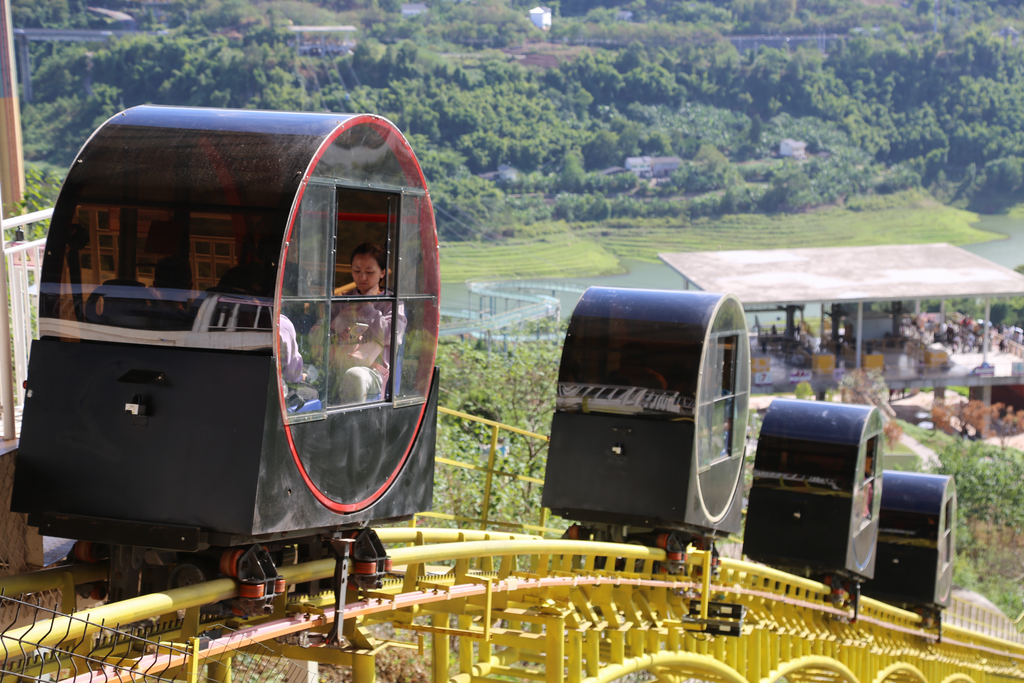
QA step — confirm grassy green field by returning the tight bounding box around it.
[438,192,1001,282]
[439,229,622,282]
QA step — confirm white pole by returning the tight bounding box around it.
[984,298,990,365]
[0,175,14,440]
[856,301,863,370]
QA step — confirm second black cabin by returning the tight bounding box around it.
[863,471,956,610]
[542,288,750,542]
[743,399,882,580]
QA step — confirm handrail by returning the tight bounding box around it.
[437,405,550,440]
[422,405,560,536]
[1,208,52,230]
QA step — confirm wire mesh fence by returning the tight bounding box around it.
[0,594,319,683]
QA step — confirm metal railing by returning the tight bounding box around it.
[947,594,1024,644]
[0,208,52,441]
[413,405,563,536]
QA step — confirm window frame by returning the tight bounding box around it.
[697,330,745,473]
[279,181,435,422]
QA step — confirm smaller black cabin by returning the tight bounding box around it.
[542,288,750,540]
[863,471,956,610]
[743,399,882,580]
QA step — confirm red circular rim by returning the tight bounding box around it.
[274,115,440,514]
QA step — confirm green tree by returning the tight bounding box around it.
[560,150,586,192]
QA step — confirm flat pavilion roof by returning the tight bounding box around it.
[658,243,1024,306]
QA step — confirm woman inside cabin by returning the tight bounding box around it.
[328,242,406,404]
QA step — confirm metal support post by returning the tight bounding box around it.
[209,657,233,683]
[479,424,499,530]
[432,613,450,683]
[353,653,376,683]
[855,302,863,370]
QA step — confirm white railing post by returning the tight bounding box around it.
[0,180,15,440]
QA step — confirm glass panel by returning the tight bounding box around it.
[707,397,733,466]
[856,436,879,521]
[558,290,736,419]
[280,299,329,417]
[71,106,340,210]
[311,122,424,190]
[40,203,279,349]
[753,434,858,490]
[712,297,746,333]
[282,184,333,300]
[334,190,396,295]
[399,195,425,295]
[395,298,438,401]
[699,336,719,407]
[696,402,715,469]
[731,390,749,456]
[324,298,398,407]
[878,509,938,543]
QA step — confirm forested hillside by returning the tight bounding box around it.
[14,0,1024,243]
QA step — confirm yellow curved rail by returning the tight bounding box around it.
[1,534,1023,683]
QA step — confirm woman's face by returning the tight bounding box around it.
[351,253,383,295]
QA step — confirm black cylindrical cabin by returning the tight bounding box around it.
[13,106,441,551]
[863,471,956,609]
[542,288,750,538]
[743,399,882,580]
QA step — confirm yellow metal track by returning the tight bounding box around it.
[1,532,1022,683]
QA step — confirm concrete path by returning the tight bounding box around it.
[899,432,941,470]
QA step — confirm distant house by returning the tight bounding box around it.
[529,6,552,30]
[779,139,808,160]
[616,10,634,21]
[625,156,652,178]
[626,156,681,178]
[401,3,428,17]
[478,164,519,182]
[650,156,682,177]
[996,26,1020,45]
[599,166,628,175]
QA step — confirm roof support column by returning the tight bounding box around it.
[984,297,990,366]
[855,302,863,370]
[940,299,946,324]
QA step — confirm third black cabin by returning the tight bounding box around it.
[743,399,882,580]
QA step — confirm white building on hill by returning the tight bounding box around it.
[626,155,681,178]
[780,139,808,160]
[529,7,552,30]
[625,156,652,177]
[401,3,428,18]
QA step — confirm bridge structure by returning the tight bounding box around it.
[12,29,169,102]
[0,212,1022,683]
[440,280,588,337]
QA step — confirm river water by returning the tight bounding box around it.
[439,212,1024,321]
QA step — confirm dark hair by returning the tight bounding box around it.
[153,256,193,290]
[351,242,387,271]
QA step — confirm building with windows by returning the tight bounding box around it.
[625,156,681,178]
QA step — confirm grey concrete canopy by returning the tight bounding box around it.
[658,243,1024,306]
